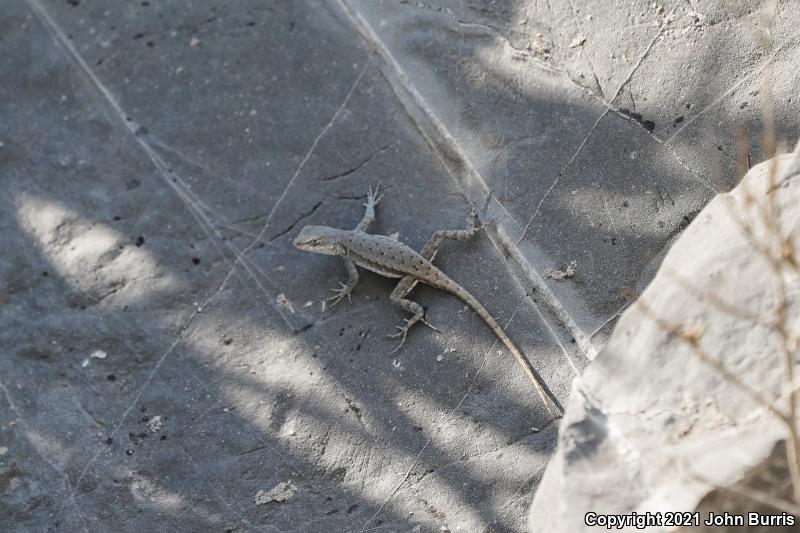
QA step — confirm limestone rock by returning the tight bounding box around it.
[529,145,800,532]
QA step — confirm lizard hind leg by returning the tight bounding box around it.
[419,211,485,263]
[387,275,438,353]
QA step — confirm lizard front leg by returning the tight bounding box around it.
[354,184,383,232]
[387,275,438,353]
[328,258,359,306]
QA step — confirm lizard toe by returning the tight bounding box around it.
[421,317,440,333]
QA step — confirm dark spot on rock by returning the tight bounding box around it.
[133,33,145,40]
[246,21,256,26]
[413,425,423,432]
[355,343,361,351]
[160,435,167,441]
[223,338,233,345]
[16,346,51,360]
[134,236,145,247]
[42,271,48,277]
[192,257,201,265]
[135,126,148,136]
[113,215,121,221]
[66,0,79,6]
[620,108,655,132]
[146,41,155,48]
[326,496,333,502]
[142,415,149,422]
[107,374,116,381]
[140,406,147,412]
[622,201,629,208]
[289,21,295,31]
[106,437,113,444]
[141,0,150,5]
[570,338,576,344]
[347,504,358,514]
[125,178,141,190]
[325,508,339,515]
[619,108,642,122]
[673,116,684,126]
[330,467,347,482]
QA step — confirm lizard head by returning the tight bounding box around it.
[293,225,342,256]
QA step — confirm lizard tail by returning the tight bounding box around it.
[440,278,560,420]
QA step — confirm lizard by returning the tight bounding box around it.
[293,186,559,419]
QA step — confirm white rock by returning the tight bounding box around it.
[529,146,800,532]
[255,481,296,506]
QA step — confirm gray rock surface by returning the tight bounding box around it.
[528,148,800,532]
[1,1,575,531]
[339,0,800,355]
[2,0,799,531]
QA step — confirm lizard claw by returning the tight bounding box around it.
[468,208,492,233]
[387,323,410,353]
[386,314,437,352]
[327,282,353,306]
[387,324,407,338]
[421,316,440,333]
[388,330,408,353]
[364,184,383,208]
